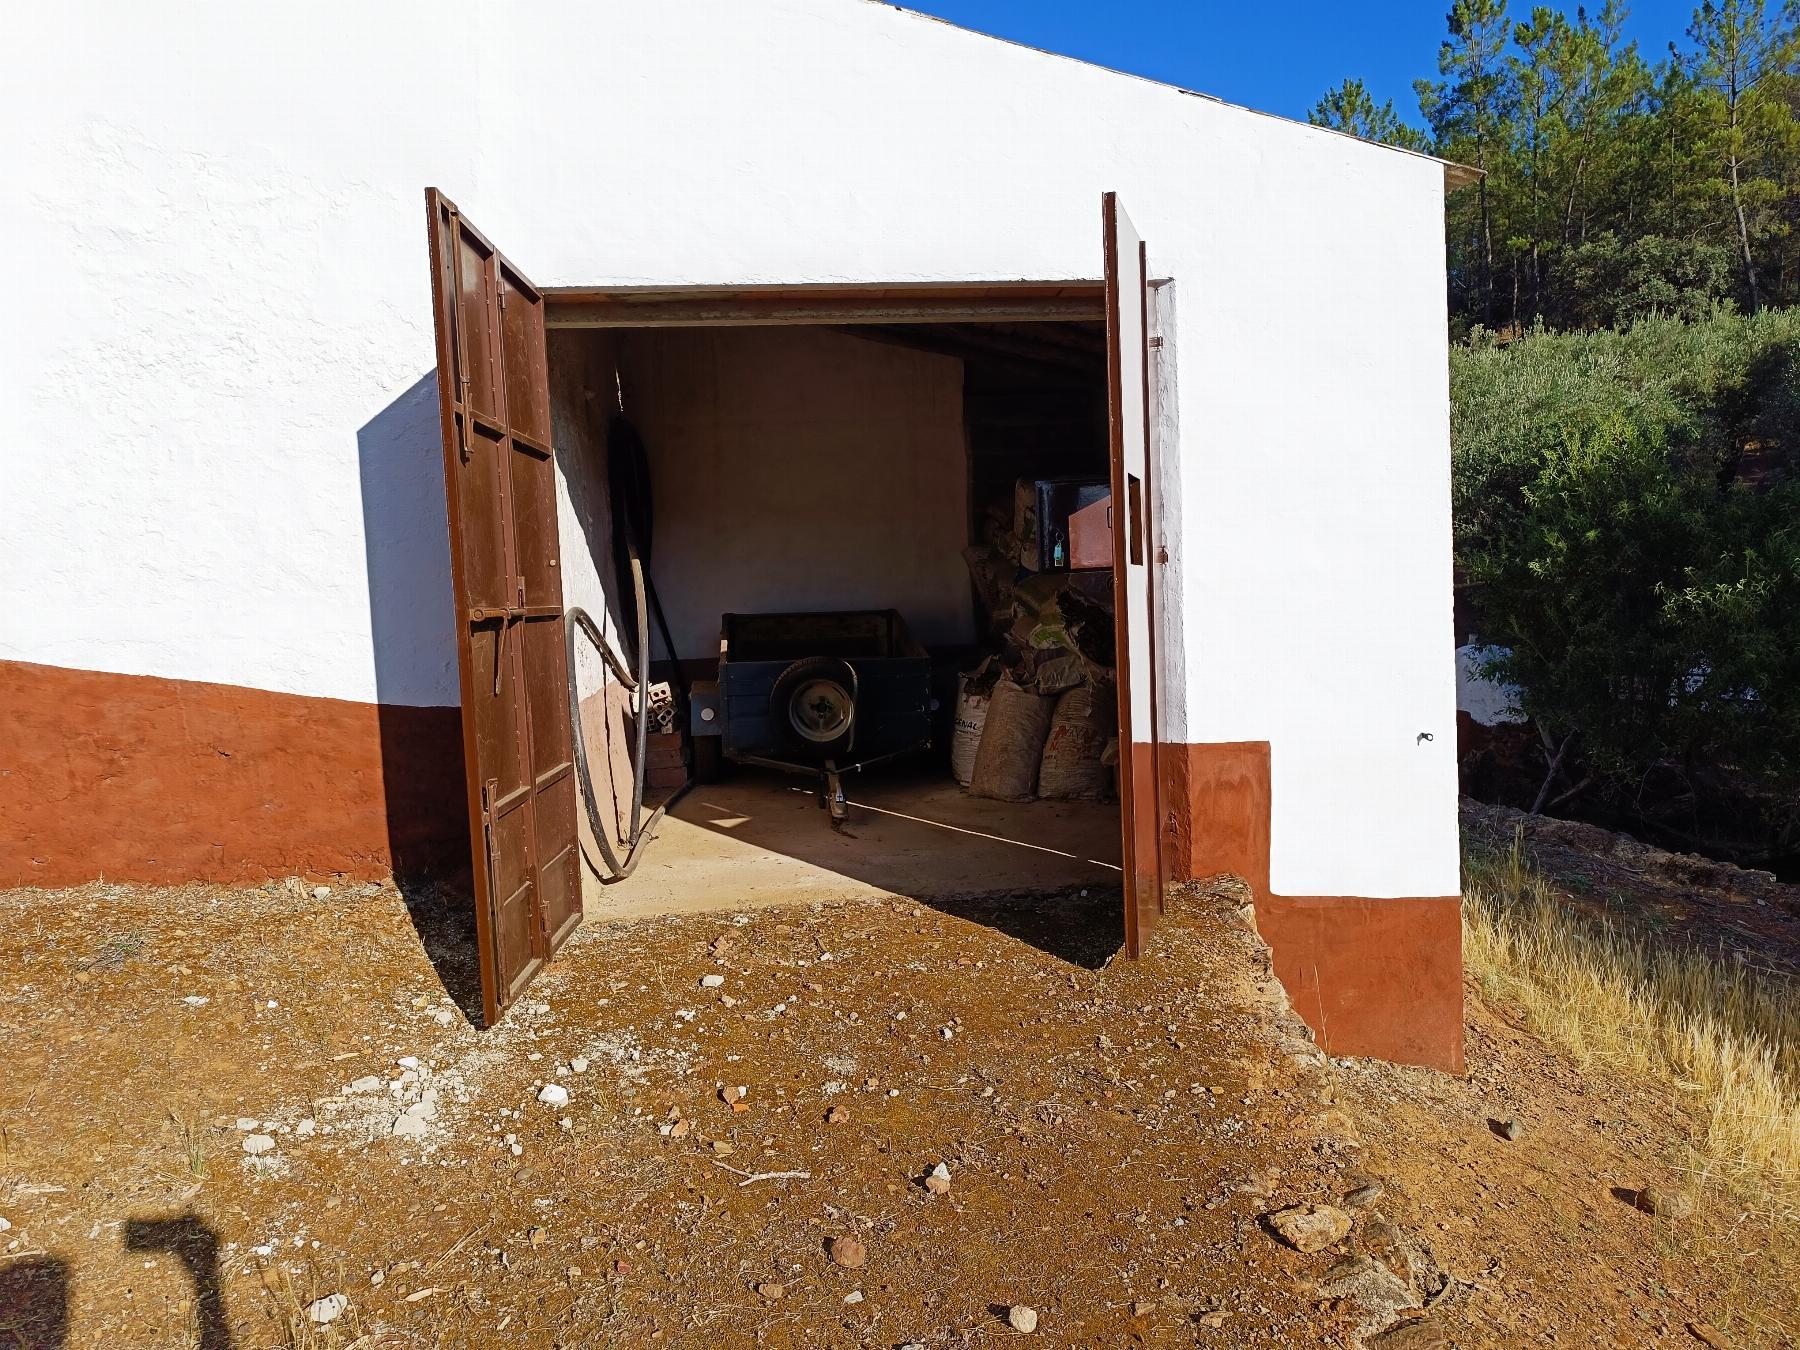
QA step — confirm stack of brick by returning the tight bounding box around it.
[645,733,687,792]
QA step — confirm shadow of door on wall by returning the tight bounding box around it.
[356,371,482,1023]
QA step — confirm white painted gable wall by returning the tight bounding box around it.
[2,0,1459,899]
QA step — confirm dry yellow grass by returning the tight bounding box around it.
[1463,826,1800,1217]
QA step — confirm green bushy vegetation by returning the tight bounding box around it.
[1453,311,1800,853]
[1321,4,1800,858]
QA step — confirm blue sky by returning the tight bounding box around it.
[903,1,1702,133]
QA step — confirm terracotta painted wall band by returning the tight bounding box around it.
[1255,893,1465,1072]
[2,659,466,888]
[3,659,1465,1070]
[1160,740,1465,1072]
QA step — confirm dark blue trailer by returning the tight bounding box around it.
[692,609,932,825]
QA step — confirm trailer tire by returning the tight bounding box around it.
[770,657,857,761]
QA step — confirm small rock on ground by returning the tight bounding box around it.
[1343,1182,1385,1210]
[1265,1203,1353,1253]
[1369,1316,1454,1348]
[826,1235,866,1269]
[1008,1305,1039,1334]
[1315,1256,1420,1335]
[1635,1186,1693,1219]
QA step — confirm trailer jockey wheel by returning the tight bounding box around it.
[770,656,857,761]
[821,759,849,830]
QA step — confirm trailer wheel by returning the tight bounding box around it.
[770,657,856,760]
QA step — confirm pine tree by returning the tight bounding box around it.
[1307,78,1432,150]
[1317,0,1800,330]
[1677,0,1800,310]
[1418,0,1517,327]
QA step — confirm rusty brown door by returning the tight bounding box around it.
[1103,192,1165,957]
[425,189,582,1025]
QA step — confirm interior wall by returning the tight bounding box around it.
[548,330,638,844]
[961,344,1107,519]
[614,327,974,664]
[547,330,628,684]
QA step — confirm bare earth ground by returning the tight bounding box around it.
[0,866,1795,1347]
[1336,992,1800,1349]
[1460,800,1800,978]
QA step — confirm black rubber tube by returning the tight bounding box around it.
[565,412,692,885]
[626,550,650,844]
[566,603,689,884]
[566,605,628,880]
[607,414,688,701]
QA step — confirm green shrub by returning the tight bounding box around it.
[1540,234,1739,331]
[1454,311,1800,832]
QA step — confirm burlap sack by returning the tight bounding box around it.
[951,678,991,787]
[1038,684,1112,800]
[968,678,1055,801]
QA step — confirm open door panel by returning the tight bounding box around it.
[425,189,582,1026]
[1103,192,1165,957]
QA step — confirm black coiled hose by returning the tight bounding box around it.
[565,413,689,883]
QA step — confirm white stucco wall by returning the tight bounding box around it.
[2,0,1459,899]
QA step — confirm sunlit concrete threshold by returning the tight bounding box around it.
[582,769,1122,920]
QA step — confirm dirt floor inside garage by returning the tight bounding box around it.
[1,873,1793,1347]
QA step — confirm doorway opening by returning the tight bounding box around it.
[546,298,1127,939]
